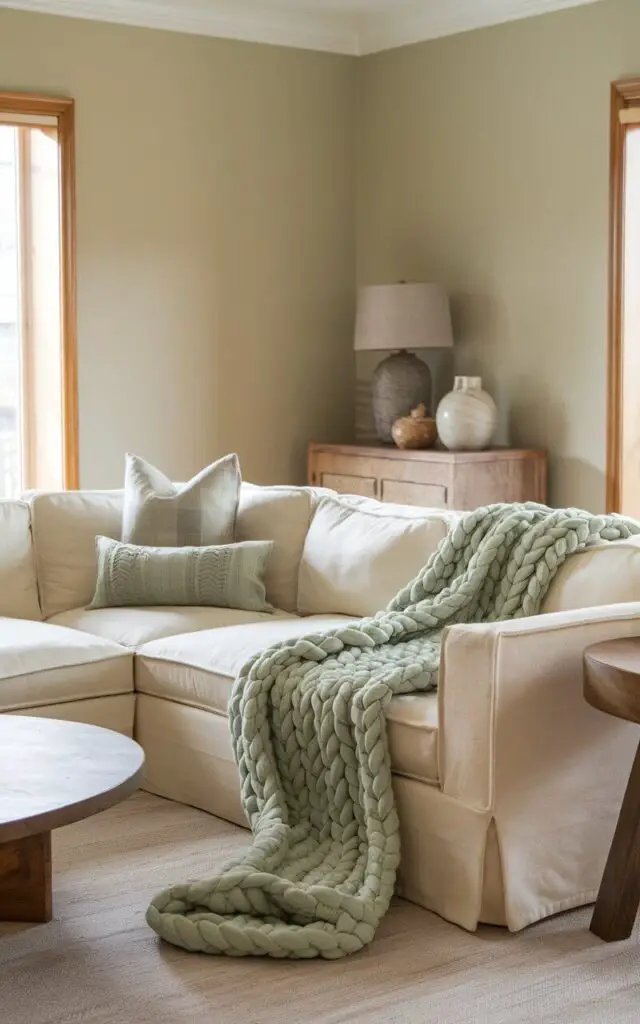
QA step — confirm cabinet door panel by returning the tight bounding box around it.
[321,473,377,499]
[381,479,447,508]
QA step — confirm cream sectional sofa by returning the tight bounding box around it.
[3,482,640,934]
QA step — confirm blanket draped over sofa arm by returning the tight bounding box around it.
[146,503,640,959]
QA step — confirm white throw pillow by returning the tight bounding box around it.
[297,495,457,618]
[541,536,640,614]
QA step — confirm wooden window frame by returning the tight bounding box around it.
[0,92,78,489]
[607,78,640,512]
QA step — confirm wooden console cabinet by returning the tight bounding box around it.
[308,443,547,511]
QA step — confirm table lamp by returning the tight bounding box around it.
[354,282,453,443]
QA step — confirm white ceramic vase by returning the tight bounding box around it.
[436,376,497,451]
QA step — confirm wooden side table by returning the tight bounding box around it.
[584,638,640,941]
[308,443,547,511]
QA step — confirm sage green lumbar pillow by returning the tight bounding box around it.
[88,536,274,612]
[122,452,241,548]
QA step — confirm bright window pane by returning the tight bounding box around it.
[30,128,63,490]
[0,126,21,497]
[0,123,64,497]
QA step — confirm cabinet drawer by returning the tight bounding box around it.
[321,473,377,499]
[381,479,447,509]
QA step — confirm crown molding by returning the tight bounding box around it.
[358,0,603,55]
[0,0,360,54]
[0,0,602,56]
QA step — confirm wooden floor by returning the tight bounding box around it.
[2,792,640,1024]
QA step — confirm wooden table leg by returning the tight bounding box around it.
[591,738,640,942]
[0,832,52,923]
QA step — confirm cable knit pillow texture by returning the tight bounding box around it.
[88,536,274,612]
[122,452,241,547]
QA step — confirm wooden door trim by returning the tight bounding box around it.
[0,92,78,489]
[607,78,640,513]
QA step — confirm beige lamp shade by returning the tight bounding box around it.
[354,283,453,352]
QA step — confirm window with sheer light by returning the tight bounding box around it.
[0,94,77,496]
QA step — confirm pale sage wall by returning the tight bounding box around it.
[357,0,640,509]
[0,9,356,487]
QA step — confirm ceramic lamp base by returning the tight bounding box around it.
[371,350,432,443]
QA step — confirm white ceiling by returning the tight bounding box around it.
[0,0,603,54]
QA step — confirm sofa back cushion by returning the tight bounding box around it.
[0,499,42,620]
[30,490,124,618]
[297,494,460,618]
[235,484,313,613]
[30,483,314,617]
[541,536,640,614]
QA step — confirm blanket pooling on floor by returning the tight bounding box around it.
[146,503,640,959]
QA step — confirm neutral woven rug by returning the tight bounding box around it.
[2,794,640,1024]
[146,503,640,959]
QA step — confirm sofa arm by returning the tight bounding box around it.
[438,602,640,929]
[439,602,640,809]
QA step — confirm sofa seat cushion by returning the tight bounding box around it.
[137,617,440,786]
[0,618,133,713]
[47,606,295,649]
[385,694,439,785]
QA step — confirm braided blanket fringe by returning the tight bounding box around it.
[147,503,640,959]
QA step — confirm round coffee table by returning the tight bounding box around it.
[584,637,640,942]
[0,716,144,923]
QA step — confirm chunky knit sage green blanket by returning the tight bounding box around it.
[146,503,639,959]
